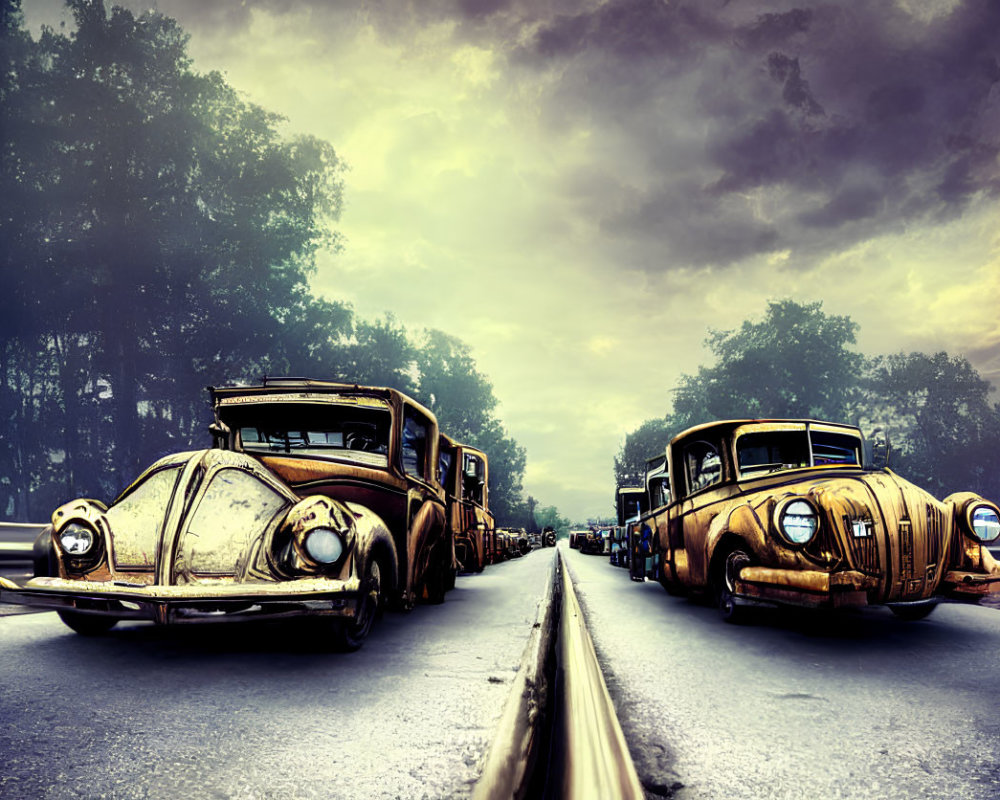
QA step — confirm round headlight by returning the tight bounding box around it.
[970,505,1000,543]
[59,522,95,555]
[304,528,344,564]
[779,500,819,545]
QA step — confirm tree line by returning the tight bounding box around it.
[615,300,1000,504]
[0,0,538,525]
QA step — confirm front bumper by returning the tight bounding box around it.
[0,574,363,625]
[734,567,880,610]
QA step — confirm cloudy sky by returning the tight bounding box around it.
[28,0,1000,521]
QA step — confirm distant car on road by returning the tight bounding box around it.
[579,529,605,555]
[643,418,1000,622]
[0,379,457,650]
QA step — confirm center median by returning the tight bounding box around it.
[474,547,644,800]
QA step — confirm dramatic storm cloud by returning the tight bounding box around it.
[510,0,1000,268]
[24,0,1000,521]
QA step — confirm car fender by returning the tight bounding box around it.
[347,502,400,599]
[407,498,448,597]
[703,501,768,587]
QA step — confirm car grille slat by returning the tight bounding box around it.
[925,505,944,567]
[842,514,880,576]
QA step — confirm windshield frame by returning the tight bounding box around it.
[732,422,864,481]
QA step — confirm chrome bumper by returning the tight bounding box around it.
[0,575,363,624]
[734,567,879,609]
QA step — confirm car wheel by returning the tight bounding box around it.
[423,549,449,605]
[32,528,57,578]
[889,603,937,621]
[716,547,753,624]
[332,557,383,652]
[57,611,118,636]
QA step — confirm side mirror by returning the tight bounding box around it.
[867,427,891,470]
[208,421,232,449]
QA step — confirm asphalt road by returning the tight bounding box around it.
[0,548,557,800]
[563,546,1000,800]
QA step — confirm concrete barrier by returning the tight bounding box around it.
[473,548,644,799]
[0,522,46,563]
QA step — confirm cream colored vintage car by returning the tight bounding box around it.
[0,380,456,649]
[640,419,1000,622]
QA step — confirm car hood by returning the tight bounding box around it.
[84,449,298,585]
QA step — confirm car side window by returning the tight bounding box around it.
[463,454,485,505]
[685,440,721,494]
[438,449,454,490]
[402,408,430,480]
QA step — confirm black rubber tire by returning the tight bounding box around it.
[57,611,118,636]
[423,553,448,605]
[331,557,384,652]
[32,528,57,578]
[889,603,937,621]
[716,547,753,624]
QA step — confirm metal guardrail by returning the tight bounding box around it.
[473,549,644,800]
[0,522,46,563]
[556,552,644,799]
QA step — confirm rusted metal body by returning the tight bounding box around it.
[0,379,456,648]
[439,435,495,573]
[633,419,1000,620]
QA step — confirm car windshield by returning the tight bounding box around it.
[736,428,861,477]
[226,402,391,468]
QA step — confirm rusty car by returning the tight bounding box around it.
[578,528,606,555]
[438,435,494,573]
[541,525,557,547]
[642,419,1000,622]
[612,486,648,568]
[0,379,457,650]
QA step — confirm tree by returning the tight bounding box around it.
[865,352,1000,499]
[0,0,345,514]
[613,416,672,490]
[413,329,496,440]
[672,299,863,430]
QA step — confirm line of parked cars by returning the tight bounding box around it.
[605,418,1000,623]
[0,379,534,650]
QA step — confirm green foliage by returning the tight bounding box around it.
[533,504,571,537]
[672,300,863,429]
[613,416,673,489]
[864,352,1000,499]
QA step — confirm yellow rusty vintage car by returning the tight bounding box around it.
[0,379,456,650]
[642,419,1000,622]
[438,434,494,573]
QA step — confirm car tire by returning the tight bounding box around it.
[423,550,449,605]
[32,527,57,578]
[57,610,118,636]
[332,557,384,652]
[889,603,937,621]
[715,547,753,624]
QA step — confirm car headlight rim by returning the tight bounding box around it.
[774,498,820,547]
[966,502,1000,544]
[58,521,97,556]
